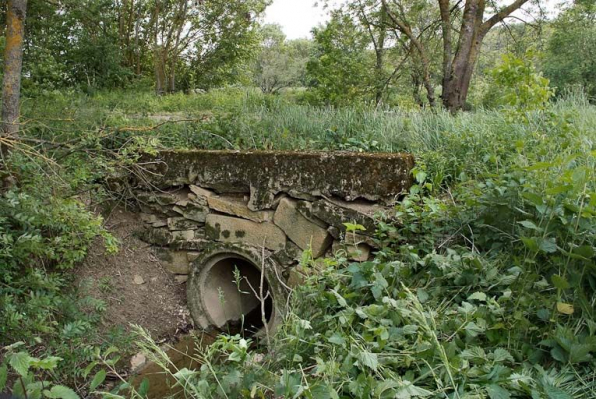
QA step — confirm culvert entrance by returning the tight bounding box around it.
[187,244,285,337]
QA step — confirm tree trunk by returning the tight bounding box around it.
[134,2,142,75]
[411,73,424,108]
[154,47,167,95]
[442,0,484,111]
[440,0,530,112]
[168,63,176,93]
[374,3,388,106]
[2,0,27,137]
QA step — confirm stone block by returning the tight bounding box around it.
[155,248,191,274]
[332,240,371,262]
[287,266,307,288]
[173,202,209,223]
[152,219,167,228]
[295,201,329,228]
[310,199,382,236]
[140,227,172,246]
[167,217,198,231]
[139,213,157,224]
[273,241,303,266]
[140,227,205,247]
[207,194,274,223]
[274,198,332,258]
[139,202,178,217]
[172,230,197,241]
[345,232,379,249]
[189,185,215,203]
[205,214,286,251]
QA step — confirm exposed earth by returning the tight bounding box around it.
[75,208,191,341]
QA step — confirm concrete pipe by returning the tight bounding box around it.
[187,243,287,337]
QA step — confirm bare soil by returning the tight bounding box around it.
[75,208,190,340]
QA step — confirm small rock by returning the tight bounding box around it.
[175,275,189,284]
[130,353,147,371]
[133,275,145,285]
[332,240,371,262]
[152,220,167,228]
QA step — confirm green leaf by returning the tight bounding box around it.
[342,222,365,233]
[521,237,539,252]
[545,185,572,195]
[518,220,542,231]
[538,237,557,253]
[327,333,346,346]
[542,383,573,399]
[82,361,98,378]
[395,380,432,398]
[89,369,107,391]
[492,348,514,364]
[486,384,511,399]
[10,352,32,377]
[468,292,487,302]
[526,162,553,171]
[357,351,378,371]
[550,346,568,363]
[417,289,429,303]
[137,377,150,398]
[30,356,61,371]
[331,290,348,307]
[461,346,487,363]
[551,275,570,290]
[414,170,427,183]
[568,344,594,364]
[572,245,594,259]
[537,308,551,321]
[0,364,7,392]
[522,192,544,206]
[43,385,80,399]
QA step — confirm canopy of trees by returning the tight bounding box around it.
[0,0,593,120]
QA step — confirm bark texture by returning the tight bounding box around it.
[440,0,530,112]
[2,0,27,136]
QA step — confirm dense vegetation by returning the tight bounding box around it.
[1,0,595,398]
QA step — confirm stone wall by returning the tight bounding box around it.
[133,150,414,332]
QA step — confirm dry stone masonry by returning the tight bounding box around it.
[134,150,414,334]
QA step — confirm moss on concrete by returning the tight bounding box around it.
[140,150,415,211]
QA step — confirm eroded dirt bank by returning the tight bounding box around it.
[75,208,190,340]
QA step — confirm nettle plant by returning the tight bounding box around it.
[0,342,79,399]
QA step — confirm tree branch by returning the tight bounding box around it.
[481,0,530,32]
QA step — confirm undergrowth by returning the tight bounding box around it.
[125,93,596,398]
[2,88,596,398]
